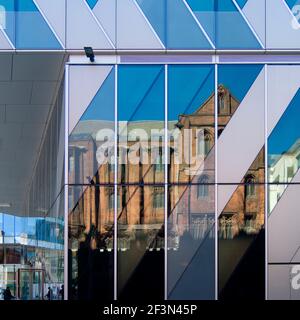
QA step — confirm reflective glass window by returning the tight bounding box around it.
[118,65,165,184]
[168,65,215,184]
[69,185,114,300]
[218,184,265,300]
[168,184,215,300]
[118,185,164,301]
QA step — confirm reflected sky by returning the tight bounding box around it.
[81,68,115,122]
[168,65,214,120]
[78,64,264,124]
[285,0,300,10]
[268,89,300,158]
[118,65,164,122]
[0,0,62,49]
[0,212,63,245]
[219,64,263,101]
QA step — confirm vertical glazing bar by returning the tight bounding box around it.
[264,64,268,300]
[164,64,168,300]
[114,65,118,301]
[64,64,69,300]
[214,61,218,301]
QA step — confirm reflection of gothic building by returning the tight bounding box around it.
[69,85,264,252]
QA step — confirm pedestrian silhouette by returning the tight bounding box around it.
[45,287,53,300]
[4,287,15,301]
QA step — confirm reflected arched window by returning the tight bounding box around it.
[219,94,225,113]
[198,130,212,157]
[204,131,212,155]
[245,175,255,197]
[197,175,209,198]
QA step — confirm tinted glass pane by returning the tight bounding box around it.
[68,185,114,300]
[218,184,265,300]
[218,64,265,184]
[118,65,165,184]
[69,66,115,189]
[15,0,62,49]
[215,0,263,49]
[268,183,300,300]
[136,0,213,49]
[168,184,215,300]
[268,90,300,182]
[168,65,215,184]
[118,185,164,301]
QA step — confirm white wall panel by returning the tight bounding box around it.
[66,0,113,49]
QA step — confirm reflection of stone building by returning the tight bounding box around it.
[68,85,265,249]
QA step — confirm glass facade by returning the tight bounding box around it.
[66,59,300,301]
[1,0,300,301]
[0,78,65,300]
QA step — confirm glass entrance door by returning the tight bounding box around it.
[18,269,44,300]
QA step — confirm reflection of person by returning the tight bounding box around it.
[59,285,64,300]
[4,287,15,301]
[45,287,53,300]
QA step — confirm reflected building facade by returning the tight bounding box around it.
[68,81,265,300]
[0,0,299,302]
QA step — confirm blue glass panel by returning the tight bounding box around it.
[235,0,248,8]
[3,213,14,237]
[168,65,215,185]
[168,65,214,120]
[118,65,164,121]
[186,0,215,46]
[136,0,166,45]
[168,185,215,300]
[0,213,3,235]
[285,0,299,10]
[0,0,15,45]
[167,0,212,49]
[215,0,262,49]
[15,0,62,49]
[81,70,115,122]
[15,216,26,237]
[86,0,98,10]
[137,0,213,49]
[69,67,115,186]
[118,65,165,184]
[218,64,263,101]
[268,89,300,184]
